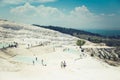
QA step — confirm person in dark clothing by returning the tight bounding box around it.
[41,59,47,66]
[33,60,35,65]
[63,61,67,68]
[61,61,63,68]
[61,61,67,68]
[35,57,37,61]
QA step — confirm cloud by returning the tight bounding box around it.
[1,0,25,5]
[11,3,36,15]
[11,3,63,18]
[0,0,56,5]
[97,13,120,30]
[10,3,101,29]
[30,0,56,3]
[108,13,115,16]
[70,5,92,17]
[68,5,98,27]
[10,3,120,30]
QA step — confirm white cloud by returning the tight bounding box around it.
[10,3,120,30]
[11,3,36,15]
[70,5,92,16]
[36,5,63,17]
[0,0,56,5]
[1,0,25,4]
[30,0,56,3]
[10,3,100,29]
[69,5,98,26]
[10,3,64,25]
[108,13,115,16]
[10,3,63,20]
[100,13,115,17]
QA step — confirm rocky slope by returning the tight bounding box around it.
[85,47,120,66]
[0,19,78,47]
[0,19,120,67]
[0,19,79,71]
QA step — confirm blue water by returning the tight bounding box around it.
[0,42,15,49]
[64,48,80,54]
[0,43,9,49]
[85,29,120,36]
[14,56,33,64]
[14,56,41,64]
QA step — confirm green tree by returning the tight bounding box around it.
[76,40,85,48]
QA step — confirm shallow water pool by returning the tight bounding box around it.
[0,43,9,49]
[13,55,42,64]
[0,42,16,49]
[64,48,80,54]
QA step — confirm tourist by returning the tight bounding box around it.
[61,61,67,68]
[33,60,35,65]
[41,59,47,66]
[35,57,38,61]
[61,61,63,68]
[63,61,67,68]
[41,59,43,65]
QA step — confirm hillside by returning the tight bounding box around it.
[0,20,120,66]
[32,24,102,37]
[0,20,79,46]
[0,20,120,80]
[33,24,120,46]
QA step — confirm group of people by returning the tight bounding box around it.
[32,57,47,66]
[9,42,18,48]
[32,57,67,68]
[61,61,67,68]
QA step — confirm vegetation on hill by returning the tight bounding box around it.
[33,24,101,36]
[76,40,85,48]
[33,24,120,47]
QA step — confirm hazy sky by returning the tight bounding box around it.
[0,0,120,30]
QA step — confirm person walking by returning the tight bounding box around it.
[61,61,63,68]
[35,57,37,61]
[41,59,47,66]
[63,61,67,68]
[61,61,67,68]
[33,60,35,65]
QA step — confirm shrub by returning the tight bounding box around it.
[91,53,94,57]
[76,40,85,47]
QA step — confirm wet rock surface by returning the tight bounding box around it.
[85,47,120,66]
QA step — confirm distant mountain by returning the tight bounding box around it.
[33,24,120,47]
[32,24,102,37]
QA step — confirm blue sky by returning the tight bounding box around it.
[0,0,120,30]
